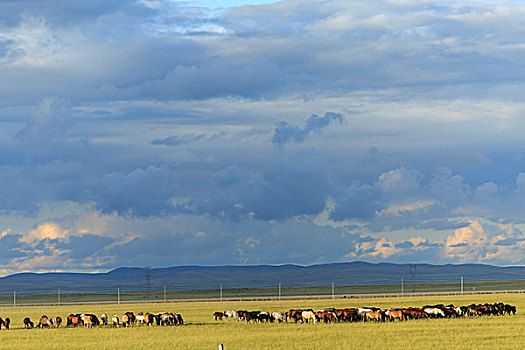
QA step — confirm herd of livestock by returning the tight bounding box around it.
[213,302,517,324]
[0,311,184,330]
[0,301,517,330]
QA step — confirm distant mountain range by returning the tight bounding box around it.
[1,262,525,295]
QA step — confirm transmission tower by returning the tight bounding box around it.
[145,266,151,299]
[409,264,417,293]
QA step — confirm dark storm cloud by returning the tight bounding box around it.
[187,148,332,221]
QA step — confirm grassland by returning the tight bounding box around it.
[0,293,523,349]
[1,279,523,305]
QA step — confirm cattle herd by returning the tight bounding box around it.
[0,311,184,330]
[214,302,517,324]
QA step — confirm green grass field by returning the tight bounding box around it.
[0,293,523,349]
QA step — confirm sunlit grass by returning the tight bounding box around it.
[0,294,523,349]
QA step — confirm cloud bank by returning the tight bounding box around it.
[0,0,524,274]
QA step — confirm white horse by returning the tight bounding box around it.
[301,311,317,324]
[423,308,445,318]
[111,315,120,327]
[272,312,284,323]
[224,310,238,320]
[136,314,146,325]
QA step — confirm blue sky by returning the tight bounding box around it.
[0,0,525,274]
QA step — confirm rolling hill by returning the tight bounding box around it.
[0,262,524,295]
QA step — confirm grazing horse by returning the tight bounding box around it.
[159,312,175,326]
[175,313,184,326]
[301,311,318,324]
[100,314,108,326]
[55,316,62,327]
[423,308,446,318]
[23,317,34,329]
[213,312,225,321]
[38,315,53,328]
[84,315,93,329]
[286,310,303,323]
[121,312,134,327]
[225,310,238,320]
[122,314,130,327]
[112,315,120,327]
[387,309,405,322]
[272,312,284,323]
[67,314,83,327]
[136,313,146,325]
[342,308,361,322]
[144,313,155,326]
[503,304,517,315]
[364,310,384,322]
[0,317,9,330]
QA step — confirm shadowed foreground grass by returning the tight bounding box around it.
[0,294,523,349]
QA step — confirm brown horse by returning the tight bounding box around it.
[67,314,83,327]
[0,317,10,330]
[84,315,93,328]
[364,310,384,322]
[213,312,225,321]
[387,309,405,322]
[38,315,53,328]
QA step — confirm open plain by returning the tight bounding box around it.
[0,293,523,350]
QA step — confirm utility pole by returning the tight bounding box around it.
[461,276,464,294]
[117,288,120,309]
[331,282,335,300]
[278,283,281,301]
[13,290,15,307]
[220,284,223,302]
[164,284,167,302]
[58,289,61,306]
[401,278,404,295]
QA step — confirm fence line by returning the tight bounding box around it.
[0,289,523,308]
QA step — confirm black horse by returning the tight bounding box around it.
[23,317,34,328]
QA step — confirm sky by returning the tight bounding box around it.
[1,0,525,275]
